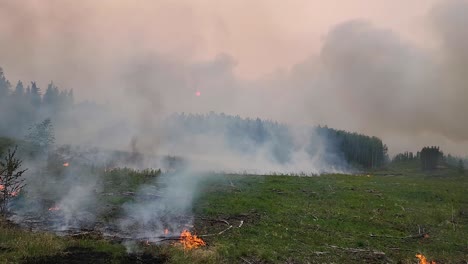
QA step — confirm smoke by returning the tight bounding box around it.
[1,0,467,156]
[282,0,468,155]
[118,170,204,241]
[2,1,468,248]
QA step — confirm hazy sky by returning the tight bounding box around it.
[0,0,438,79]
[0,0,467,156]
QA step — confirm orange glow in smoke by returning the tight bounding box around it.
[0,185,20,196]
[195,91,201,97]
[63,162,69,167]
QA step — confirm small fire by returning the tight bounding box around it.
[48,206,60,211]
[0,185,20,196]
[195,91,201,97]
[416,254,436,264]
[63,162,69,167]
[179,230,206,250]
[164,228,169,235]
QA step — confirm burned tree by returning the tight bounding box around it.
[0,146,27,215]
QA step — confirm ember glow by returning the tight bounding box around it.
[0,185,20,196]
[179,230,206,250]
[416,254,436,264]
[63,162,69,167]
[48,206,60,211]
[164,228,169,235]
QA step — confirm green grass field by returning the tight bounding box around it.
[0,161,467,263]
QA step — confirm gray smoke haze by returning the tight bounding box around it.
[3,0,467,248]
[0,0,467,157]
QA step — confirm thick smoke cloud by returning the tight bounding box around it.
[0,0,467,156]
[2,0,467,247]
[308,1,468,153]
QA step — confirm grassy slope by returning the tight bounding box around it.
[0,162,467,263]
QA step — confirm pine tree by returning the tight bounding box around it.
[13,81,24,96]
[43,81,59,107]
[0,67,11,98]
[25,118,55,153]
[30,81,41,107]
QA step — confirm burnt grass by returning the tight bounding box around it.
[1,162,467,263]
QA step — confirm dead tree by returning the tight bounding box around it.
[0,146,27,215]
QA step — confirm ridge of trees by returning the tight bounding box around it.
[166,112,388,169]
[0,67,73,138]
[392,147,467,172]
[1,67,389,169]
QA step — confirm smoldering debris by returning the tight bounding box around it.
[6,144,205,246]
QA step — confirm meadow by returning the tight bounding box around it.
[0,160,466,263]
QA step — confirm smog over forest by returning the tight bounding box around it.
[0,1,467,263]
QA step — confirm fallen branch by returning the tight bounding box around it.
[387,247,415,252]
[369,232,429,239]
[240,257,252,264]
[328,245,385,256]
[198,217,230,226]
[122,218,244,242]
[312,251,329,255]
[155,237,182,242]
[200,224,233,237]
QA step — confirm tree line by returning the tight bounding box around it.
[0,67,73,138]
[315,126,388,169]
[392,146,466,172]
[165,113,389,169]
[1,67,389,169]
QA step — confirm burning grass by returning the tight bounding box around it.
[416,253,437,264]
[179,230,206,250]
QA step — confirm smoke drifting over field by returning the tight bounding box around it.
[1,0,467,157]
[1,0,467,249]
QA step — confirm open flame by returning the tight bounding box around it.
[48,206,60,211]
[0,185,20,196]
[164,228,169,235]
[63,162,69,167]
[416,254,436,264]
[179,230,206,250]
